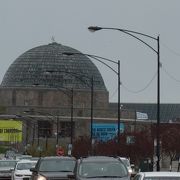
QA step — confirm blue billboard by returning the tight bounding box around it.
[92,123,124,142]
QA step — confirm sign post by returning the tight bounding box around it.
[56,146,64,156]
[68,144,72,156]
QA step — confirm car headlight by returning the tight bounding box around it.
[37,174,47,180]
[128,168,133,174]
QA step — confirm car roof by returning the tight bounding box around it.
[39,156,76,160]
[0,159,17,162]
[79,156,121,162]
[139,171,180,177]
[17,159,37,163]
[119,157,129,160]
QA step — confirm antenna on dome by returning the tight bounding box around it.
[51,36,56,43]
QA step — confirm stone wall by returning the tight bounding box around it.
[0,87,109,115]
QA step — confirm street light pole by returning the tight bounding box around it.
[88,26,160,171]
[56,116,59,146]
[56,87,74,145]
[24,109,57,149]
[70,88,74,145]
[46,70,93,145]
[16,114,38,147]
[156,36,160,171]
[63,52,121,144]
[37,121,40,146]
[44,71,75,145]
[117,60,121,143]
[90,76,94,146]
[32,123,35,145]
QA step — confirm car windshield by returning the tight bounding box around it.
[17,162,36,170]
[39,159,75,172]
[0,161,16,168]
[78,161,128,178]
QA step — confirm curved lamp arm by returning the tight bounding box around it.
[88,26,158,54]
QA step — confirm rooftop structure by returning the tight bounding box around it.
[1,42,106,91]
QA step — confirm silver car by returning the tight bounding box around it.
[134,171,180,180]
[0,159,17,179]
[72,156,130,180]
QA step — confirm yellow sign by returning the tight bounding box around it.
[0,120,22,142]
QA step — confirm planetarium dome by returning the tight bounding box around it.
[1,42,107,90]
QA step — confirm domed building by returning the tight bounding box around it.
[1,41,180,171]
[1,42,106,90]
[0,42,115,148]
[1,41,175,157]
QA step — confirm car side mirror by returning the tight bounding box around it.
[10,168,14,171]
[67,174,75,179]
[30,168,37,172]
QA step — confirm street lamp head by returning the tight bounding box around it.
[62,52,74,56]
[24,109,35,113]
[32,83,40,87]
[15,114,22,118]
[24,110,31,113]
[88,26,102,32]
[44,70,53,74]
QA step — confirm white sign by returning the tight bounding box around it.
[136,112,148,120]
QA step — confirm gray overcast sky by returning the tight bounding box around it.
[0,0,180,103]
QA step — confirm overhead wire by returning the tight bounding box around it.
[109,40,180,96]
[158,39,180,83]
[162,66,180,83]
[160,40,180,57]
[121,40,180,94]
[121,71,157,94]
[109,71,157,97]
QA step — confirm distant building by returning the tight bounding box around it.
[0,42,179,149]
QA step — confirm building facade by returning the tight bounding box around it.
[0,42,135,148]
[1,41,179,152]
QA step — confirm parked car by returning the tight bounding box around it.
[0,159,17,179]
[133,171,180,180]
[70,156,130,180]
[30,156,76,180]
[12,159,37,180]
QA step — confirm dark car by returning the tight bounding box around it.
[30,156,76,180]
[70,156,130,180]
[0,159,17,180]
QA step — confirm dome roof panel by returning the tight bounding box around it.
[1,42,107,90]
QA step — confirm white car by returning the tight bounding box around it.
[12,159,37,180]
[134,171,180,180]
